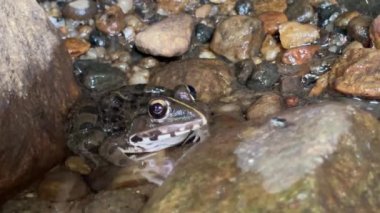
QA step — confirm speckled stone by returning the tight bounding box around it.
[210,16,264,62]
[279,22,320,49]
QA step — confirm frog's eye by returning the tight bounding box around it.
[148,99,170,119]
[186,85,197,100]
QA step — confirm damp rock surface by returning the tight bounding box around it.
[0,0,80,202]
[142,102,380,212]
[150,59,234,103]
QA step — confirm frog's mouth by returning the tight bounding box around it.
[126,119,207,153]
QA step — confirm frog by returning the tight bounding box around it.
[67,84,209,168]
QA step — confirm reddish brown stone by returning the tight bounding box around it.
[370,15,380,49]
[96,5,126,35]
[157,0,189,14]
[64,38,91,58]
[259,12,288,35]
[285,96,299,108]
[282,45,320,65]
[0,0,80,202]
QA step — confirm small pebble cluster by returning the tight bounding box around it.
[4,0,380,211]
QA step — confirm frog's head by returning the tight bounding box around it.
[127,85,208,152]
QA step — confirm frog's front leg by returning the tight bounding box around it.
[67,129,108,168]
[98,136,136,167]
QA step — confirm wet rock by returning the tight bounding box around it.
[281,75,303,95]
[96,5,126,35]
[85,185,155,213]
[260,34,281,61]
[89,30,108,47]
[73,60,127,93]
[157,0,189,14]
[235,59,254,85]
[62,0,97,20]
[143,102,380,212]
[64,37,91,58]
[284,95,299,107]
[210,16,264,62]
[258,11,288,35]
[195,4,212,18]
[279,22,320,49]
[195,23,214,43]
[282,45,320,65]
[285,0,314,23]
[150,59,233,103]
[118,0,134,14]
[328,48,380,98]
[235,0,252,16]
[335,11,360,29]
[347,15,372,47]
[253,0,287,14]
[316,3,341,27]
[37,168,90,202]
[277,63,309,76]
[246,93,282,124]
[0,0,80,202]
[65,156,92,175]
[246,62,280,91]
[135,14,194,57]
[128,65,150,85]
[370,15,380,49]
[134,0,157,21]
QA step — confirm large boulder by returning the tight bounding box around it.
[0,0,80,202]
[143,102,380,212]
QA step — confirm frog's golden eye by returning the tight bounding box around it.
[148,99,170,119]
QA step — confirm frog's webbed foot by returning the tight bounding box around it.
[67,129,108,168]
[98,136,135,167]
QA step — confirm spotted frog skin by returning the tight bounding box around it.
[67,84,209,167]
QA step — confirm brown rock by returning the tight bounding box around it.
[329,48,380,98]
[37,167,90,202]
[347,15,372,47]
[143,102,380,212]
[279,21,320,49]
[309,72,328,97]
[282,45,320,65]
[246,93,282,124]
[64,38,91,58]
[335,11,360,29]
[195,4,212,18]
[260,34,281,61]
[135,14,194,57]
[150,59,234,103]
[259,11,288,35]
[370,15,380,49]
[96,5,126,35]
[281,75,303,95]
[62,0,97,20]
[157,0,189,14]
[65,156,92,175]
[285,95,299,107]
[0,0,79,202]
[253,0,287,14]
[210,16,264,62]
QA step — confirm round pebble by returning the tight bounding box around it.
[96,5,127,35]
[235,0,252,16]
[279,22,320,49]
[62,0,97,20]
[347,15,372,47]
[195,23,214,43]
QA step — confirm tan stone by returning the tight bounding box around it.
[253,0,287,14]
[135,14,194,57]
[279,21,320,49]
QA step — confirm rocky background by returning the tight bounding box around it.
[3,0,380,212]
